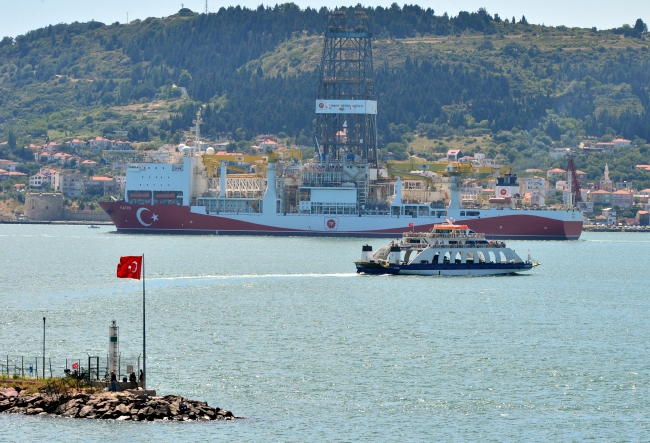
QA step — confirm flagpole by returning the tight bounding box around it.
[142,253,146,390]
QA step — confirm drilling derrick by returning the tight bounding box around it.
[315,10,377,167]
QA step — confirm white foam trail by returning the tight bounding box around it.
[153,273,356,282]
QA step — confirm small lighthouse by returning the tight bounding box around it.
[109,320,119,376]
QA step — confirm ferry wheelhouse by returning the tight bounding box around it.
[354,222,539,276]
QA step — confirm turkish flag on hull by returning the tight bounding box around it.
[117,256,143,279]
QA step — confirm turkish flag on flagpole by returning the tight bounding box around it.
[117,256,143,280]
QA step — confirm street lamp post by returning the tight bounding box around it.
[42,317,46,379]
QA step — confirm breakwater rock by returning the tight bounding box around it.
[0,390,237,421]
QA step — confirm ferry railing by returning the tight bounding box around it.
[402,232,485,239]
[399,242,506,249]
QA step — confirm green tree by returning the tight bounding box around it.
[634,19,647,34]
[7,129,16,150]
[178,70,192,87]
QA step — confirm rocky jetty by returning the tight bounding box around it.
[0,389,237,421]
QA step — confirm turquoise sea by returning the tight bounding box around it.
[0,225,649,442]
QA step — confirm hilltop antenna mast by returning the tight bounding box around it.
[204,1,208,14]
[315,9,378,167]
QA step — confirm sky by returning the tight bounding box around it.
[1,0,648,38]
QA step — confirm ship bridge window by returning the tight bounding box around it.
[436,211,447,218]
[460,211,465,217]
[418,206,430,217]
[466,211,480,217]
[404,206,417,217]
[392,206,401,216]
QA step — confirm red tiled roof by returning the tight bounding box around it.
[590,190,611,194]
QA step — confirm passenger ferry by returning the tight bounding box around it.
[354,222,539,276]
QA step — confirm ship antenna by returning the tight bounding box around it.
[193,109,202,154]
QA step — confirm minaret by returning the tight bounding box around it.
[604,164,609,181]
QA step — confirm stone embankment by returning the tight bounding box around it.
[0,389,237,421]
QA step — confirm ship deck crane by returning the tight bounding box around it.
[566,153,582,207]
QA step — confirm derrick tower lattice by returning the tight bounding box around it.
[315,10,377,167]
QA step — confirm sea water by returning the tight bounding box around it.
[0,225,648,442]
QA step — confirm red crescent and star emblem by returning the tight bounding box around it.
[500,188,507,196]
[318,102,325,108]
[326,219,336,229]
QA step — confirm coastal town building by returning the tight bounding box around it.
[546,168,566,180]
[588,189,611,205]
[550,148,570,159]
[258,139,278,152]
[446,149,463,161]
[611,190,634,209]
[602,208,617,225]
[88,137,112,150]
[555,180,568,191]
[67,139,88,151]
[0,159,18,172]
[29,173,48,189]
[84,176,117,195]
[109,140,133,150]
[612,138,632,148]
[0,171,27,181]
[59,174,84,197]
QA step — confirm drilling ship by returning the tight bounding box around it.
[100,11,582,240]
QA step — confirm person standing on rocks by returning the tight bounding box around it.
[139,369,144,388]
[129,371,137,388]
[110,371,117,392]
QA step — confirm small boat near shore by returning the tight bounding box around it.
[354,221,539,276]
[88,225,101,229]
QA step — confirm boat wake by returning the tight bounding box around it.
[152,272,356,283]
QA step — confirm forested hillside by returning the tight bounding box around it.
[1,4,650,186]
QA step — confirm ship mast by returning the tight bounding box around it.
[193,109,202,154]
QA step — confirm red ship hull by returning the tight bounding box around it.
[100,202,582,240]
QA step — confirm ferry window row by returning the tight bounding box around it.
[426,251,508,265]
